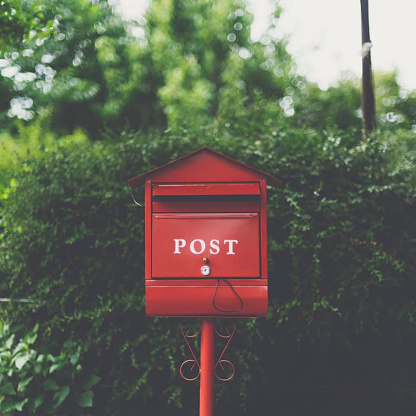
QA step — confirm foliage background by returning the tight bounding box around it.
[1,0,416,415]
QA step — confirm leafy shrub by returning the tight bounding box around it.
[1,125,416,415]
[0,116,88,192]
[0,323,100,415]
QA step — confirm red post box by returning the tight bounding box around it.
[128,147,281,317]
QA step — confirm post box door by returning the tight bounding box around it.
[152,213,260,278]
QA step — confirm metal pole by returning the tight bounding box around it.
[200,318,215,416]
[360,0,376,133]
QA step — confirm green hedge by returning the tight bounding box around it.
[1,126,416,415]
[0,323,101,414]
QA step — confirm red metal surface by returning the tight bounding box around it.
[260,180,269,279]
[152,213,260,278]
[200,318,215,416]
[146,278,266,286]
[145,285,268,317]
[128,147,278,317]
[145,180,152,282]
[128,147,282,190]
[153,182,260,196]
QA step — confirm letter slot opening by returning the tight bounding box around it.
[152,183,261,213]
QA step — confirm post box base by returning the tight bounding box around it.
[145,283,268,317]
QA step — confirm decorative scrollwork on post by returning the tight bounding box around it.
[180,322,201,381]
[215,323,236,382]
[179,321,236,382]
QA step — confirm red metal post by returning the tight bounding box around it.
[200,318,215,416]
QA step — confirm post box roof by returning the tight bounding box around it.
[128,147,282,189]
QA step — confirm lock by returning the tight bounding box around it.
[201,265,211,276]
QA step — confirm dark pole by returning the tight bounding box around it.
[361,0,376,133]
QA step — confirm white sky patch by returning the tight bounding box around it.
[117,0,416,90]
[115,0,149,21]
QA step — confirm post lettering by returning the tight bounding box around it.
[173,239,186,254]
[224,240,238,255]
[173,238,239,255]
[209,239,220,255]
[190,239,206,255]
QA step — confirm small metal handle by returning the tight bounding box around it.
[131,192,143,207]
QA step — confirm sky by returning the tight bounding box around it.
[117,0,416,91]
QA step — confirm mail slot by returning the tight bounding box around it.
[128,147,281,317]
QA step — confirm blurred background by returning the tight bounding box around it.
[118,0,416,91]
[1,1,416,415]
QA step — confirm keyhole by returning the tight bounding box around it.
[201,265,211,276]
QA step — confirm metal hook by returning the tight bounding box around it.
[131,192,143,207]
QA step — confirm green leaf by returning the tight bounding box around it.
[25,325,38,345]
[15,355,29,370]
[83,374,101,390]
[14,398,28,412]
[42,378,59,392]
[77,390,93,408]
[0,382,16,395]
[70,350,80,366]
[33,363,42,374]
[25,332,38,345]
[5,334,15,349]
[18,376,33,392]
[46,354,55,362]
[0,398,17,412]
[49,362,63,374]
[27,394,44,412]
[12,342,26,357]
[53,385,70,408]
